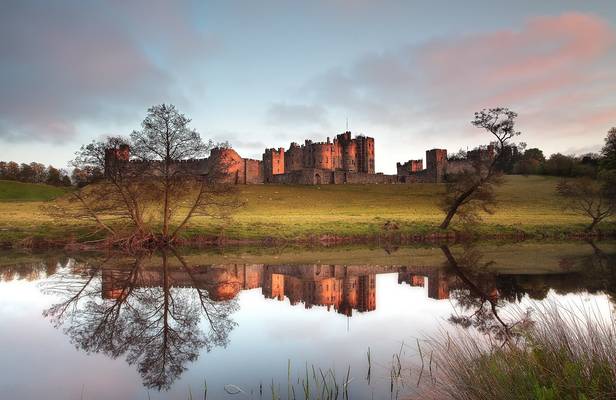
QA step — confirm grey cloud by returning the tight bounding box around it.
[266,102,331,128]
[208,130,268,156]
[0,0,216,142]
[281,13,616,143]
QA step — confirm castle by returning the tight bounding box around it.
[100,263,458,316]
[105,131,489,185]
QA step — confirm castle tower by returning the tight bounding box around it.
[210,147,244,184]
[312,142,335,170]
[302,139,315,168]
[263,272,285,301]
[357,274,376,312]
[356,136,375,174]
[426,149,447,183]
[284,142,303,172]
[337,132,357,172]
[104,144,130,177]
[427,270,449,300]
[263,147,285,182]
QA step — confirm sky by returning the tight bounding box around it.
[1,0,615,174]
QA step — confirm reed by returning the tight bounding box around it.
[427,301,616,400]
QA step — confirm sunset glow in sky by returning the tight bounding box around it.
[1,1,615,173]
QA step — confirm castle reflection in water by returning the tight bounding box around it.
[101,264,469,316]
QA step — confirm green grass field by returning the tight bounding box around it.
[0,175,613,244]
[0,180,71,202]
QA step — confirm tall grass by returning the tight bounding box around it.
[428,301,616,400]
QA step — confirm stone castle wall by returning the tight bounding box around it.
[209,148,263,184]
[446,160,473,175]
[284,143,303,172]
[263,148,284,183]
[243,158,263,184]
[263,132,376,181]
[397,159,423,176]
[103,131,457,185]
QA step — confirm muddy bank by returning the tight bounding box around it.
[2,227,613,251]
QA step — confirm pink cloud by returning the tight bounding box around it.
[286,12,616,159]
[418,12,615,111]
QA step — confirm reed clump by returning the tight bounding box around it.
[428,302,616,400]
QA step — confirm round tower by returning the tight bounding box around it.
[312,143,335,170]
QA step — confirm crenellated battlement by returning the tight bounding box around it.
[102,131,463,185]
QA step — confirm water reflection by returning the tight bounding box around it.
[0,241,615,396]
[40,250,238,390]
[442,242,616,340]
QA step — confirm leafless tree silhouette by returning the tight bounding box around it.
[47,104,243,249]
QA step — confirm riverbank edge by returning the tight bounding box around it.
[1,223,615,250]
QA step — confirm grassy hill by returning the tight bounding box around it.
[210,175,611,239]
[0,175,613,244]
[0,180,71,202]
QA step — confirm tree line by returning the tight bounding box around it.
[450,127,616,179]
[555,128,616,232]
[0,161,72,186]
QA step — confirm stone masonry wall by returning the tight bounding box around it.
[243,159,263,184]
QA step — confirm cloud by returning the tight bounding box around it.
[285,12,616,144]
[266,102,331,128]
[0,0,216,142]
[210,131,268,151]
[417,13,614,114]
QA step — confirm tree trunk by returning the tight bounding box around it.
[440,206,457,229]
[439,184,478,229]
[585,217,600,233]
[162,176,169,241]
[162,122,171,243]
[438,155,498,229]
[170,180,205,241]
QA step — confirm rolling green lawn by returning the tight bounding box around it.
[0,180,72,201]
[0,175,613,244]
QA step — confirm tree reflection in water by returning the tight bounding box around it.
[441,240,616,344]
[441,245,533,343]
[41,250,238,390]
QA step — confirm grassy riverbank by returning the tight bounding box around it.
[0,175,614,246]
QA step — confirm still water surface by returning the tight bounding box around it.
[0,242,615,399]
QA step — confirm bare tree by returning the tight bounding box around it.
[440,108,521,229]
[45,136,150,244]
[50,104,242,249]
[129,104,211,242]
[129,104,243,245]
[556,171,616,232]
